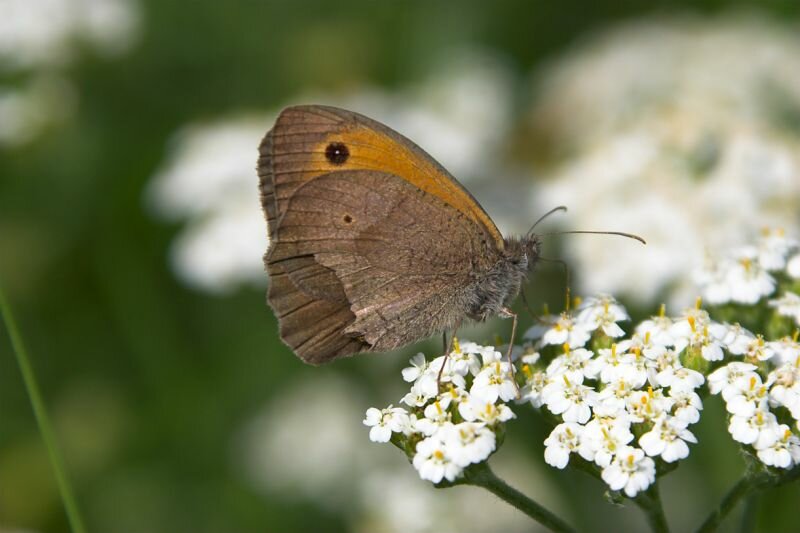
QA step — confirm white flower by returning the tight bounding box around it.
[447,344,484,376]
[0,0,141,69]
[635,312,676,347]
[769,292,800,326]
[788,254,800,279]
[546,345,595,384]
[579,416,634,467]
[402,353,429,382]
[626,388,674,423]
[587,344,646,386]
[543,423,583,469]
[444,422,496,467]
[707,362,758,398]
[470,360,517,404]
[670,310,728,361]
[694,256,737,305]
[147,116,272,293]
[655,365,705,393]
[668,389,704,424]
[531,312,592,348]
[413,435,461,483]
[756,229,797,271]
[602,354,648,389]
[576,295,630,337]
[415,399,453,436]
[529,16,800,305]
[639,415,697,462]
[402,379,437,408]
[720,324,756,355]
[725,247,776,304]
[595,378,639,416]
[601,446,656,497]
[725,374,769,418]
[617,332,668,361]
[542,375,597,424]
[426,356,467,390]
[645,348,681,387]
[460,397,516,425]
[519,367,549,408]
[769,336,800,366]
[363,406,410,443]
[768,364,800,420]
[728,408,778,445]
[756,425,800,469]
[733,335,776,363]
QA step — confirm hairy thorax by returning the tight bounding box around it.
[465,235,540,321]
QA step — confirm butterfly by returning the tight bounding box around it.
[257,105,641,366]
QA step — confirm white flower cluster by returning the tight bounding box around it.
[365,283,800,497]
[529,16,800,305]
[529,295,800,495]
[364,343,516,484]
[524,296,705,497]
[695,229,800,324]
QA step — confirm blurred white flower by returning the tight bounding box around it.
[575,294,630,337]
[788,254,800,279]
[769,292,800,326]
[238,375,373,508]
[146,115,272,293]
[529,15,800,305]
[0,0,140,69]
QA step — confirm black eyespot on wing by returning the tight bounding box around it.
[343,214,353,224]
[325,142,349,165]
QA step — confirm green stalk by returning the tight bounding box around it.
[0,284,87,533]
[634,482,670,533]
[463,462,576,533]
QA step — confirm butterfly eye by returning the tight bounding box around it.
[325,142,349,165]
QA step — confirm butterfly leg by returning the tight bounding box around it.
[500,307,520,397]
[436,318,462,390]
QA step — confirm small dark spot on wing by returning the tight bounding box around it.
[325,142,349,165]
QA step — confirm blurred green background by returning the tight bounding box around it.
[2,1,800,532]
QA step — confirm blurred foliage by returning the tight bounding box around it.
[2,1,800,532]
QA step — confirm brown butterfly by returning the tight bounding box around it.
[257,105,640,366]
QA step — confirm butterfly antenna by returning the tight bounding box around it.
[539,230,646,245]
[526,205,568,236]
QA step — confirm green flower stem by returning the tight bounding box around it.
[0,284,87,533]
[462,462,576,533]
[634,482,670,533]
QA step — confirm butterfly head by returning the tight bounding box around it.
[503,233,542,275]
